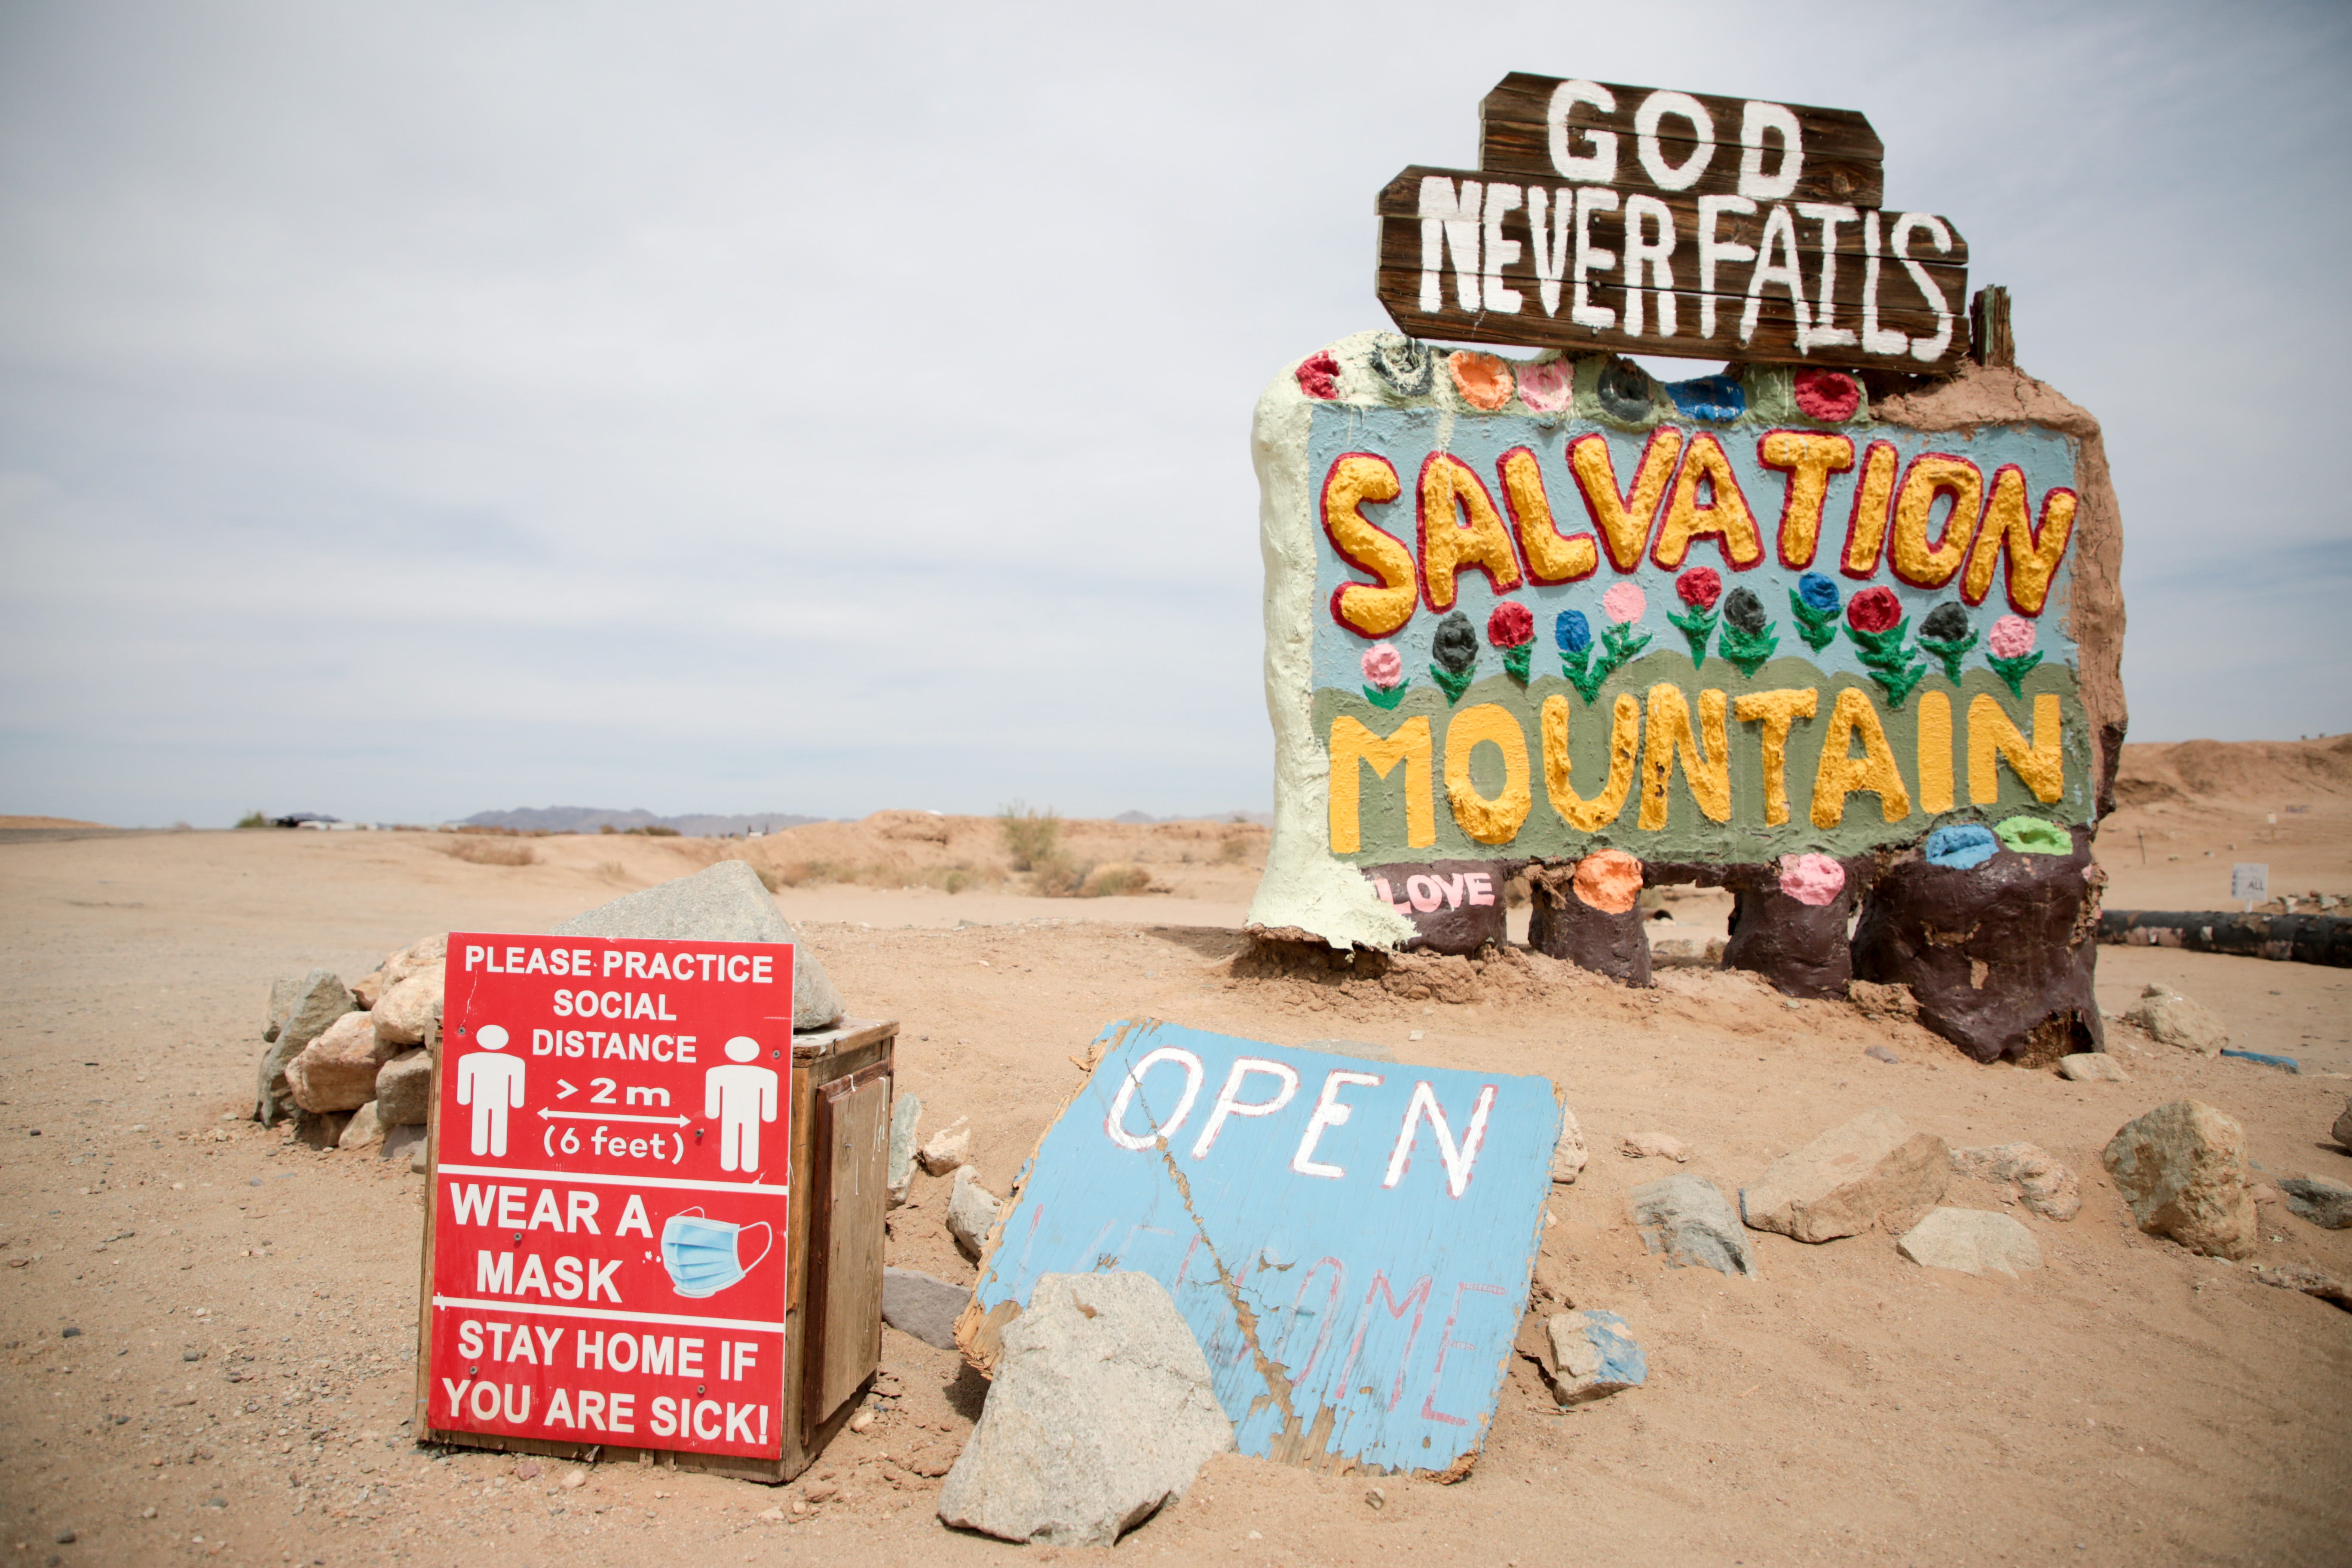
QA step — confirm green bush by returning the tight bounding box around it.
[997,802,1060,870]
[234,810,270,830]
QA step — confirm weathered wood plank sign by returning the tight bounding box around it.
[959,1021,1559,1477]
[1378,74,1969,371]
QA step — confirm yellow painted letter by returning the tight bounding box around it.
[1650,433,1765,570]
[1811,687,1912,827]
[1498,446,1599,584]
[1418,454,1522,611]
[1567,428,1683,572]
[1733,687,1819,827]
[1917,689,1954,814]
[1329,715,1435,854]
[1443,704,1532,845]
[1960,465,2076,615]
[1322,454,1416,638]
[1968,692,2064,805]
[1639,684,1732,830]
[1757,431,1854,569]
[1540,692,1640,832]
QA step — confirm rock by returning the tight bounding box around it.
[261,974,302,1042]
[552,859,845,1031]
[887,1092,922,1208]
[285,1011,398,1114]
[1896,1207,2044,1278]
[2126,985,2227,1057]
[2101,1099,2259,1260]
[1740,1110,1949,1243]
[337,1101,386,1151]
[1949,1142,2082,1222]
[371,965,445,1049]
[1865,1045,1902,1065]
[410,1129,431,1174]
[1649,933,1727,968]
[2058,1053,2129,1082]
[254,971,355,1124]
[1550,1107,1586,1184]
[383,1123,426,1167]
[935,1272,1233,1547]
[946,1167,999,1260]
[1628,1174,1754,1277]
[1620,1131,1687,1162]
[1544,1309,1647,1405]
[373,1050,433,1127]
[882,1267,970,1349]
[2251,1262,2352,1308]
[920,1118,972,1176]
[2280,1175,2352,1230]
[2335,1098,2352,1153]
[350,967,390,1011]
[1846,980,1919,1023]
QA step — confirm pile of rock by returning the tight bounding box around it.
[254,935,444,1154]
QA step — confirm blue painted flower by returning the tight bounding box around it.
[1555,609,1592,654]
[1798,573,1840,613]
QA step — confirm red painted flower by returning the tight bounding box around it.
[1295,352,1340,400]
[1846,585,1902,634]
[1486,600,1534,649]
[1675,567,1722,612]
[1793,368,1861,422]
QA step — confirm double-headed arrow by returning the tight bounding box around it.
[535,1106,691,1128]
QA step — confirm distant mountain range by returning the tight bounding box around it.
[461,806,827,837]
[462,805,1273,837]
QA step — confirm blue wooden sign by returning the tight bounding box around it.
[962,1020,1560,1477]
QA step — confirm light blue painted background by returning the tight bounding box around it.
[971,1021,1560,1475]
[1306,405,2082,695]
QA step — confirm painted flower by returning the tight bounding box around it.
[1723,586,1768,635]
[1447,351,1515,412]
[1517,359,1574,413]
[1487,600,1534,649]
[1295,351,1340,400]
[1602,582,1647,625]
[1432,612,1479,675]
[1361,643,1403,690]
[1665,374,1746,423]
[1798,573,1841,614]
[1555,609,1592,654]
[1846,585,1902,634]
[1777,852,1847,907]
[1675,568,1723,612]
[1989,615,2037,659]
[1921,602,1970,643]
[1793,367,1862,423]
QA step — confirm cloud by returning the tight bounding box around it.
[1,0,2347,824]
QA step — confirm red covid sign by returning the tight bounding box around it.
[425,933,794,1459]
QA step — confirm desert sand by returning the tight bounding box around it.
[2,738,2349,1566]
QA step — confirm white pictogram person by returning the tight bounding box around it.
[456,1024,526,1157]
[704,1037,778,1174]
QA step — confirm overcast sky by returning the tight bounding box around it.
[3,1,2346,827]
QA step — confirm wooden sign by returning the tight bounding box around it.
[959,1020,1559,1478]
[419,933,796,1461]
[1377,74,1968,371]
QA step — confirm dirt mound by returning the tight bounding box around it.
[2115,734,2352,806]
[0,814,112,829]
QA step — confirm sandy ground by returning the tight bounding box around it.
[3,762,2350,1568]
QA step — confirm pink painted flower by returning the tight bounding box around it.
[1486,600,1534,649]
[1675,567,1722,612]
[1361,642,1403,689]
[1295,352,1340,400]
[1793,368,1861,423]
[1988,614,2037,659]
[1517,359,1574,413]
[1778,852,1847,907]
[1601,582,1646,625]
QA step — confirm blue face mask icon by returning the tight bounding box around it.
[659,1208,772,1299]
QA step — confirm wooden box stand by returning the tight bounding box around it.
[412,1018,897,1482]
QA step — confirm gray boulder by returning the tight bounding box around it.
[1629,1174,1754,1276]
[254,970,355,1125]
[2101,1099,2258,1260]
[2280,1175,2352,1230]
[2058,1053,2129,1083]
[1896,1207,2043,1278]
[551,860,844,1030]
[337,1100,387,1151]
[2127,984,2226,1056]
[887,1093,922,1208]
[374,1050,434,1128]
[947,1167,1000,1260]
[1740,1109,1948,1243]
[2333,1098,2352,1153]
[936,1272,1232,1546]
[883,1267,969,1349]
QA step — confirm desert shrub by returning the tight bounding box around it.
[235,810,269,829]
[998,801,1060,870]
[1028,855,1092,897]
[624,824,680,837]
[720,858,784,892]
[1081,863,1152,898]
[1219,832,1253,863]
[595,859,628,883]
[446,838,535,867]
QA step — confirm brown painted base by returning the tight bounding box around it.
[1525,866,1651,986]
[1723,882,1855,1000]
[1852,834,2104,1063]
